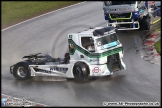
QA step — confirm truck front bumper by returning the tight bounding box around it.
[107,21,140,30]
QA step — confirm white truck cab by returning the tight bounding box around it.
[68,26,126,79]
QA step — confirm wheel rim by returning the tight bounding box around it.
[76,67,82,77]
[17,66,27,78]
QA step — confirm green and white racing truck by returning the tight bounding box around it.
[10,26,126,80]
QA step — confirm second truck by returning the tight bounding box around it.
[103,1,161,30]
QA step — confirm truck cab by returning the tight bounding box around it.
[68,26,126,78]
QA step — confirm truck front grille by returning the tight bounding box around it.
[109,13,132,19]
[107,53,121,72]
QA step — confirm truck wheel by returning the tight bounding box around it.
[142,17,150,30]
[73,62,89,80]
[13,62,31,80]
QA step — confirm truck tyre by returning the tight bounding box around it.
[73,62,89,80]
[13,62,31,80]
[142,16,150,30]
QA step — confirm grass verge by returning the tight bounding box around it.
[154,39,161,54]
[2,1,82,29]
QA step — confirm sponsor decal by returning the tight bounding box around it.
[109,8,131,12]
[50,67,68,73]
[37,69,52,74]
[90,59,98,62]
[69,35,72,39]
[69,44,74,49]
[100,41,118,50]
[98,41,101,46]
[92,67,101,73]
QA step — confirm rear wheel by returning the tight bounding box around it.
[73,62,89,81]
[13,63,31,80]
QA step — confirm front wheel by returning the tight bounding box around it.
[13,63,31,80]
[142,16,150,30]
[73,62,89,81]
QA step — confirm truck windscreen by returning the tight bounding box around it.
[95,33,119,49]
[104,1,136,6]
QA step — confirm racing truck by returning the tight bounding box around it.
[103,1,161,30]
[10,26,126,80]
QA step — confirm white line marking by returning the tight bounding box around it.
[2,1,86,31]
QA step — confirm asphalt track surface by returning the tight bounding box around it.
[2,2,161,106]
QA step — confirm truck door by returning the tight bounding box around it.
[80,36,95,61]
